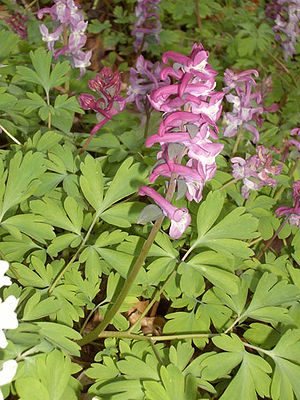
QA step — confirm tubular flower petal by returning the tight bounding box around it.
[138,187,191,238]
[231,146,283,199]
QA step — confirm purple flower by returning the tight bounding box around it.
[222,69,276,143]
[37,0,83,27]
[231,145,283,199]
[269,0,300,60]
[37,0,90,78]
[78,67,125,135]
[39,24,64,53]
[127,55,170,112]
[275,180,300,227]
[132,0,161,52]
[138,186,191,238]
[7,12,28,39]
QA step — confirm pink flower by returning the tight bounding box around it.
[138,186,191,238]
[275,180,300,227]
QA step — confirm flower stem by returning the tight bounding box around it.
[195,0,202,34]
[218,177,239,191]
[232,128,243,156]
[265,48,297,87]
[79,134,94,154]
[256,217,288,260]
[78,174,178,347]
[144,105,151,139]
[24,0,39,10]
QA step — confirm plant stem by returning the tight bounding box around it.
[79,134,94,154]
[63,24,70,92]
[24,0,39,10]
[218,177,239,191]
[96,330,216,342]
[46,92,51,129]
[195,0,202,34]
[256,217,288,260]
[243,342,271,357]
[0,124,22,146]
[78,174,178,347]
[144,105,151,139]
[232,128,243,156]
[224,315,243,334]
[265,49,298,87]
[77,217,165,346]
[128,269,177,334]
[48,211,101,294]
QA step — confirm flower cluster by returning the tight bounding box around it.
[78,67,126,135]
[0,260,18,400]
[270,0,300,60]
[127,55,170,113]
[231,145,283,199]
[222,69,277,143]
[7,12,28,39]
[132,0,161,53]
[37,0,91,78]
[139,43,224,238]
[275,180,300,227]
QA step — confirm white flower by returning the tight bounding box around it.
[0,261,11,289]
[0,296,19,349]
[0,360,18,400]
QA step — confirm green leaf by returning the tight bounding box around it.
[10,262,49,288]
[101,202,145,227]
[201,334,271,400]
[0,93,17,110]
[86,356,119,384]
[30,197,82,234]
[269,329,300,400]
[100,157,147,212]
[183,251,239,294]
[22,292,59,321]
[117,355,160,380]
[219,352,271,400]
[16,377,50,400]
[79,154,103,211]
[192,192,258,258]
[243,272,300,323]
[2,214,55,244]
[36,322,81,356]
[0,151,45,222]
[0,30,19,62]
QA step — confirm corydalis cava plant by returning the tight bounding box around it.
[78,67,126,137]
[222,69,277,143]
[139,43,224,238]
[267,0,300,60]
[37,0,91,78]
[231,145,283,199]
[127,55,170,113]
[132,0,161,53]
